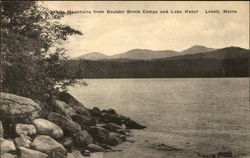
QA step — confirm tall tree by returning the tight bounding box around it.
[0,1,83,100]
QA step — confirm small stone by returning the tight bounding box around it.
[0,138,16,154]
[16,124,36,136]
[63,137,73,150]
[86,144,105,152]
[14,136,31,148]
[82,150,91,157]
[109,132,124,145]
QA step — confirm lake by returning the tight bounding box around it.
[69,78,250,158]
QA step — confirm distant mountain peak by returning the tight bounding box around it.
[181,45,215,54]
[190,45,207,48]
[111,49,179,60]
[77,52,108,60]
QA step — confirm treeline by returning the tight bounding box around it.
[62,56,249,78]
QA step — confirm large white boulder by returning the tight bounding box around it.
[31,135,66,153]
[0,138,16,155]
[15,124,36,136]
[19,147,48,158]
[0,92,41,121]
[0,120,3,137]
[33,119,63,139]
[52,99,76,117]
[14,136,31,148]
[48,112,81,135]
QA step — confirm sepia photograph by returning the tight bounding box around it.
[0,1,249,158]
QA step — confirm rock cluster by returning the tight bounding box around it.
[0,92,146,158]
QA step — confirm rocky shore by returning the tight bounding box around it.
[0,92,146,158]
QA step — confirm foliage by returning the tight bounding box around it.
[0,1,84,100]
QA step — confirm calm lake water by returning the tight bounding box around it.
[69,78,250,158]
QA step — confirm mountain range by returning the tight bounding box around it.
[65,46,249,78]
[76,45,215,60]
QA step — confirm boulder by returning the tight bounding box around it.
[116,128,130,136]
[86,144,105,152]
[109,132,124,145]
[31,135,66,154]
[1,153,16,158]
[72,106,91,119]
[57,93,91,118]
[0,92,41,122]
[0,120,3,137]
[71,114,95,127]
[0,138,16,154]
[73,130,93,147]
[124,119,146,129]
[106,108,117,115]
[82,150,91,157]
[85,126,110,145]
[33,119,63,139]
[14,136,31,148]
[107,123,125,130]
[96,123,127,134]
[87,127,109,138]
[90,107,102,117]
[107,114,123,125]
[19,147,48,158]
[52,100,76,117]
[15,124,36,136]
[48,150,67,158]
[67,150,84,158]
[66,153,75,158]
[106,123,130,135]
[63,137,73,150]
[48,112,81,136]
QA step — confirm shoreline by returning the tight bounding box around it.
[0,92,146,158]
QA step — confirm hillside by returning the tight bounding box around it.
[155,47,249,61]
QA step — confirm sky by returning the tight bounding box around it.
[42,1,249,57]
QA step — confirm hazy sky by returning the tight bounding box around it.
[43,1,249,57]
